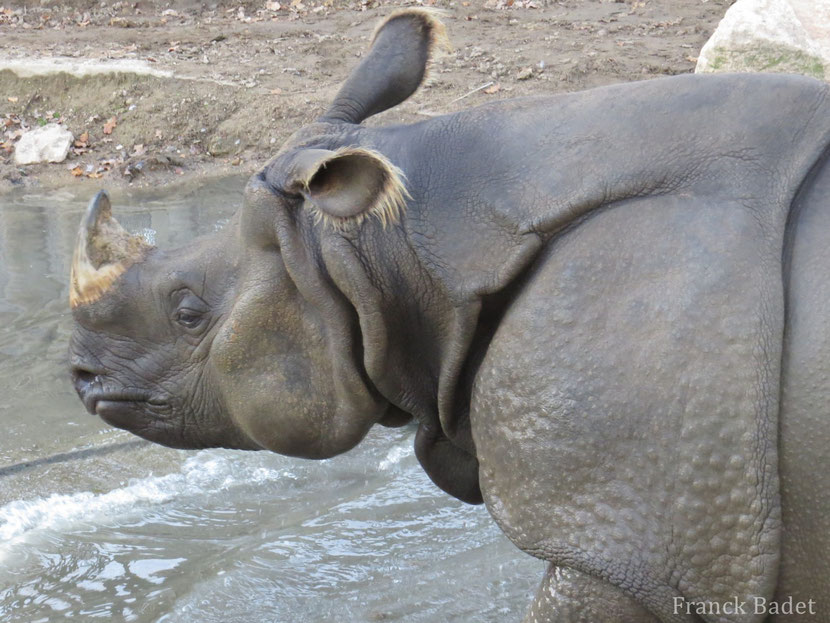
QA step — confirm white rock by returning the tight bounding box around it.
[13,125,74,165]
[696,0,830,81]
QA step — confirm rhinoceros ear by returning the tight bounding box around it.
[321,9,451,124]
[70,191,153,308]
[287,147,409,228]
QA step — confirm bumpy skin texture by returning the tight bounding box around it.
[68,11,830,623]
[523,566,659,623]
[776,145,830,620]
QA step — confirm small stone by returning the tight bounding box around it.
[517,67,533,80]
[109,16,135,28]
[207,136,230,156]
[13,125,74,165]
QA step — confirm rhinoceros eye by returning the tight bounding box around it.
[172,291,209,331]
[175,308,203,328]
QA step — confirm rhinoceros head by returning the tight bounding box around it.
[69,189,257,450]
[69,140,413,457]
[68,8,448,458]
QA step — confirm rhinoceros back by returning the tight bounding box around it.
[380,73,830,304]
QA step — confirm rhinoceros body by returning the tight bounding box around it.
[68,10,830,622]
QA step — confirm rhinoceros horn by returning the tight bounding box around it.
[69,191,153,308]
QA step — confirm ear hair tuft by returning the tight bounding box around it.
[370,8,452,87]
[303,147,410,231]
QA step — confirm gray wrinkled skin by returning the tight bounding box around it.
[68,10,830,623]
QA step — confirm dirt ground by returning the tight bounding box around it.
[0,0,732,193]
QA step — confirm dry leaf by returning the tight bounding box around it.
[74,131,90,147]
[70,166,84,177]
[483,83,501,94]
[103,116,117,135]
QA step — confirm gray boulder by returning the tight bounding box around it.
[696,0,829,81]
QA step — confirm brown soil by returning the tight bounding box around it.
[0,0,731,194]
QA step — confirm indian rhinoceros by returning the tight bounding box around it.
[68,9,830,622]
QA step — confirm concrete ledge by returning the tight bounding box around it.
[0,58,237,87]
[0,58,174,79]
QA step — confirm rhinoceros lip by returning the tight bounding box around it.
[83,391,165,416]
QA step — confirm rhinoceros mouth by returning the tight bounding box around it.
[72,366,165,416]
[81,390,165,417]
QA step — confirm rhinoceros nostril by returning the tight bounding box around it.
[71,367,104,415]
[72,367,98,395]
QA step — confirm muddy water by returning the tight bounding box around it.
[0,179,542,622]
